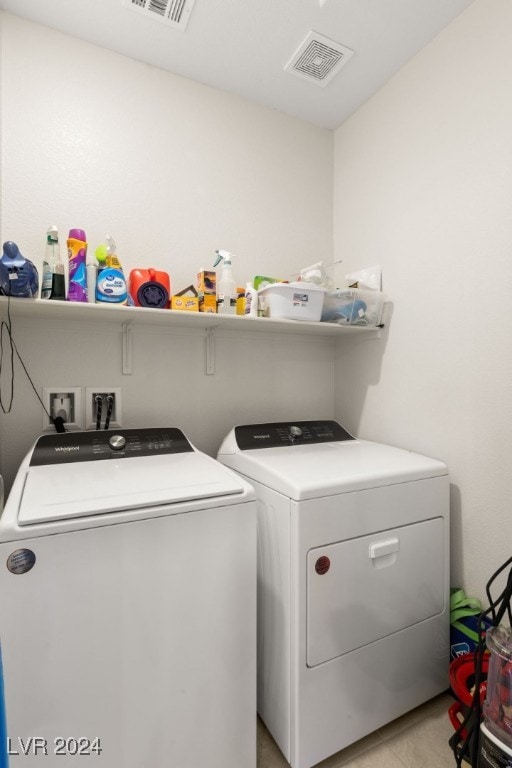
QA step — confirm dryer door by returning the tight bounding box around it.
[306,517,445,667]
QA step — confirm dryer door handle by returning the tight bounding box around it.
[369,537,399,559]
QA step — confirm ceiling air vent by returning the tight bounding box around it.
[122,0,197,30]
[284,31,353,87]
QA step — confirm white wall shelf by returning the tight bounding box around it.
[0,297,383,374]
[0,297,382,335]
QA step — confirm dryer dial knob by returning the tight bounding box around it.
[289,426,303,439]
[109,434,126,451]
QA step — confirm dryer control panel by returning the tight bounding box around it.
[30,428,194,465]
[234,420,354,450]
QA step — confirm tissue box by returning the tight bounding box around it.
[197,270,216,296]
[321,289,384,327]
[197,270,217,312]
[258,282,326,322]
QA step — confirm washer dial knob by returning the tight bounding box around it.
[289,425,303,440]
[109,434,126,451]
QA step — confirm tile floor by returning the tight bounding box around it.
[257,691,458,768]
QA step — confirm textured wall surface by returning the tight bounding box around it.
[0,12,335,491]
[333,0,512,600]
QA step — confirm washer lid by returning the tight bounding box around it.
[17,452,245,525]
[219,439,448,500]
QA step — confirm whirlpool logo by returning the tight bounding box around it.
[54,446,80,452]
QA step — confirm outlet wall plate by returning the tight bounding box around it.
[85,387,122,431]
[43,387,82,432]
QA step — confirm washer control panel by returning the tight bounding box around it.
[234,420,354,450]
[30,428,194,465]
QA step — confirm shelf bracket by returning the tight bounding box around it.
[205,328,215,375]
[122,321,133,375]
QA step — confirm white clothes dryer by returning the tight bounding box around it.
[0,428,256,767]
[218,420,450,768]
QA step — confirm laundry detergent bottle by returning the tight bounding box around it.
[67,228,88,302]
[0,241,39,298]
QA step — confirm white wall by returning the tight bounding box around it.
[3,3,509,605]
[0,13,333,288]
[333,0,512,601]
[0,12,334,490]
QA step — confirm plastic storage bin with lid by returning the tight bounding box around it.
[321,288,384,327]
[258,281,326,322]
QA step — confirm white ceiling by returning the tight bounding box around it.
[0,0,475,129]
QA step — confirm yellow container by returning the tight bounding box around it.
[171,296,199,311]
[199,294,217,313]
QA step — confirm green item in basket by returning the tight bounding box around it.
[253,276,281,290]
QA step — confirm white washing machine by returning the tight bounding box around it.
[218,420,450,768]
[0,428,256,767]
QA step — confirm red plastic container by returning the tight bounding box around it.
[129,268,171,309]
[448,652,489,740]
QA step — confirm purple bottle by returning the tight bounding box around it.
[67,228,88,302]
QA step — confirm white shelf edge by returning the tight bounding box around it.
[0,297,383,338]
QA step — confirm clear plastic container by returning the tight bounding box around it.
[479,720,512,767]
[321,288,384,327]
[483,626,512,747]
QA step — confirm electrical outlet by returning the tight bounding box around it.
[85,387,122,430]
[43,387,82,432]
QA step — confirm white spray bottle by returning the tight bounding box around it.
[214,249,238,315]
